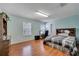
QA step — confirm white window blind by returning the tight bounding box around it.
[23,22,32,36]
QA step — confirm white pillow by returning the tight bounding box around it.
[58,33,68,36]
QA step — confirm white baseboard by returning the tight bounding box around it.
[10,39,34,45]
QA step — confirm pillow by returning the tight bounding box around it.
[64,30,70,34]
[58,33,69,36]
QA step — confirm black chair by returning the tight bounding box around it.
[35,35,40,40]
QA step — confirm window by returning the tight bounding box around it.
[40,23,53,35]
[23,22,32,36]
[40,24,45,34]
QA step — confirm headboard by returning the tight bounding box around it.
[56,28,76,36]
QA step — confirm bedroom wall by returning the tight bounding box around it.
[7,15,44,44]
[54,15,79,43]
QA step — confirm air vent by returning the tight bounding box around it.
[60,3,67,7]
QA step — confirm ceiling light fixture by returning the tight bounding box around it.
[35,10,48,17]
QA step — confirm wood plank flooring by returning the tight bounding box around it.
[9,40,68,56]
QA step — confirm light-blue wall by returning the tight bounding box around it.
[54,15,79,42]
[8,14,79,44]
[7,15,43,44]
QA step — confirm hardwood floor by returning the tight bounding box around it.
[9,40,68,56]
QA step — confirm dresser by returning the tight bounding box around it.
[0,12,10,56]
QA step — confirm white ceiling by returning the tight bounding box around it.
[0,3,78,22]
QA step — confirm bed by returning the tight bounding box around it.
[43,28,77,55]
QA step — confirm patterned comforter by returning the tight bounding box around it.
[43,35,77,55]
